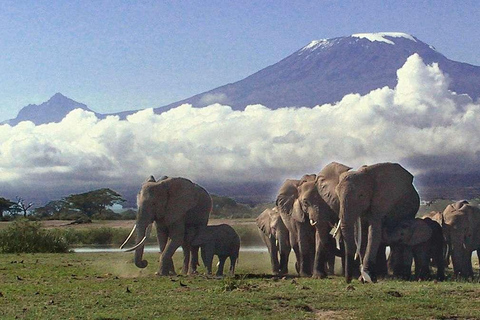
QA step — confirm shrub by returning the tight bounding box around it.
[0,219,70,253]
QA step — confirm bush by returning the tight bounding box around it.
[0,219,70,253]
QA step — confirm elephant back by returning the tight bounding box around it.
[316,162,351,213]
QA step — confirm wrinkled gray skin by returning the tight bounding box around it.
[384,218,445,281]
[293,162,351,278]
[337,162,420,283]
[442,200,480,278]
[256,207,291,275]
[192,224,240,277]
[276,178,315,277]
[129,176,212,276]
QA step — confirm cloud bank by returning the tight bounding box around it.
[1,54,479,199]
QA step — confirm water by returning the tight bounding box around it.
[73,245,268,253]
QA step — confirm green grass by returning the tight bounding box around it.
[1,251,480,319]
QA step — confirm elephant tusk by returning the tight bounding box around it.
[333,219,341,238]
[310,219,317,226]
[120,224,137,249]
[124,236,147,252]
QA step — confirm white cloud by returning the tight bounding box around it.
[1,54,479,197]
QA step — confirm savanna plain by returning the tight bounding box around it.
[1,219,480,319]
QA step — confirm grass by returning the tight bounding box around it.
[1,251,480,319]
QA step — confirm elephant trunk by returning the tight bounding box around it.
[132,223,152,269]
[340,203,360,283]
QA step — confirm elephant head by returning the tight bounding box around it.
[336,162,419,283]
[122,176,212,275]
[442,200,480,278]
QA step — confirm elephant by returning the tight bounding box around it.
[384,218,445,281]
[191,224,240,277]
[121,176,212,276]
[336,162,420,283]
[442,200,480,278]
[256,207,291,275]
[276,178,316,277]
[291,162,351,278]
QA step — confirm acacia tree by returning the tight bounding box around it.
[0,197,16,219]
[64,188,125,217]
[14,197,34,218]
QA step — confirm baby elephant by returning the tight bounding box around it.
[385,218,445,281]
[191,224,240,277]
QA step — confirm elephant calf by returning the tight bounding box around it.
[192,224,240,277]
[385,218,445,281]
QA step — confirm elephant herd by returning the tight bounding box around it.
[257,162,480,283]
[121,163,480,283]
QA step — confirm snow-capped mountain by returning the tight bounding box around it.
[5,32,480,124]
[129,32,479,116]
[5,93,100,125]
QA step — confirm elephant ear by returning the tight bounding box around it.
[363,163,416,215]
[276,179,300,216]
[256,209,272,235]
[316,162,351,212]
[408,219,433,246]
[164,177,197,226]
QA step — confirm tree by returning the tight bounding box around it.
[0,197,16,219]
[13,197,34,218]
[33,200,68,219]
[64,188,125,217]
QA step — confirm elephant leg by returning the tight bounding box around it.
[269,237,281,275]
[182,245,191,275]
[158,223,185,276]
[203,245,214,275]
[451,240,473,279]
[413,245,430,280]
[229,256,237,276]
[216,256,227,277]
[156,224,175,275]
[189,246,200,274]
[312,228,329,279]
[376,244,388,278]
[361,220,382,283]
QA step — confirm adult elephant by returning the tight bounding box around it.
[256,207,291,275]
[337,162,420,283]
[276,178,316,277]
[121,176,212,276]
[293,162,351,278]
[442,200,480,278]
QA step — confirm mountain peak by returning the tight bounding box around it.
[7,93,98,125]
[351,32,417,44]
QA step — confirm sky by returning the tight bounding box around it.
[0,0,479,121]
[1,1,480,204]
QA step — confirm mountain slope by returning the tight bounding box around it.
[137,32,479,115]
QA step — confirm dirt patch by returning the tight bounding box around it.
[314,309,353,320]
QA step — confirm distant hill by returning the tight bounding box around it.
[4,93,101,125]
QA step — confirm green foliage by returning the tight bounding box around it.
[50,227,135,246]
[0,197,16,220]
[64,188,125,217]
[211,194,274,219]
[0,219,70,253]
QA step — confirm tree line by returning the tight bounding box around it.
[0,189,271,221]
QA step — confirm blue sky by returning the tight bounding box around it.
[0,0,479,121]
